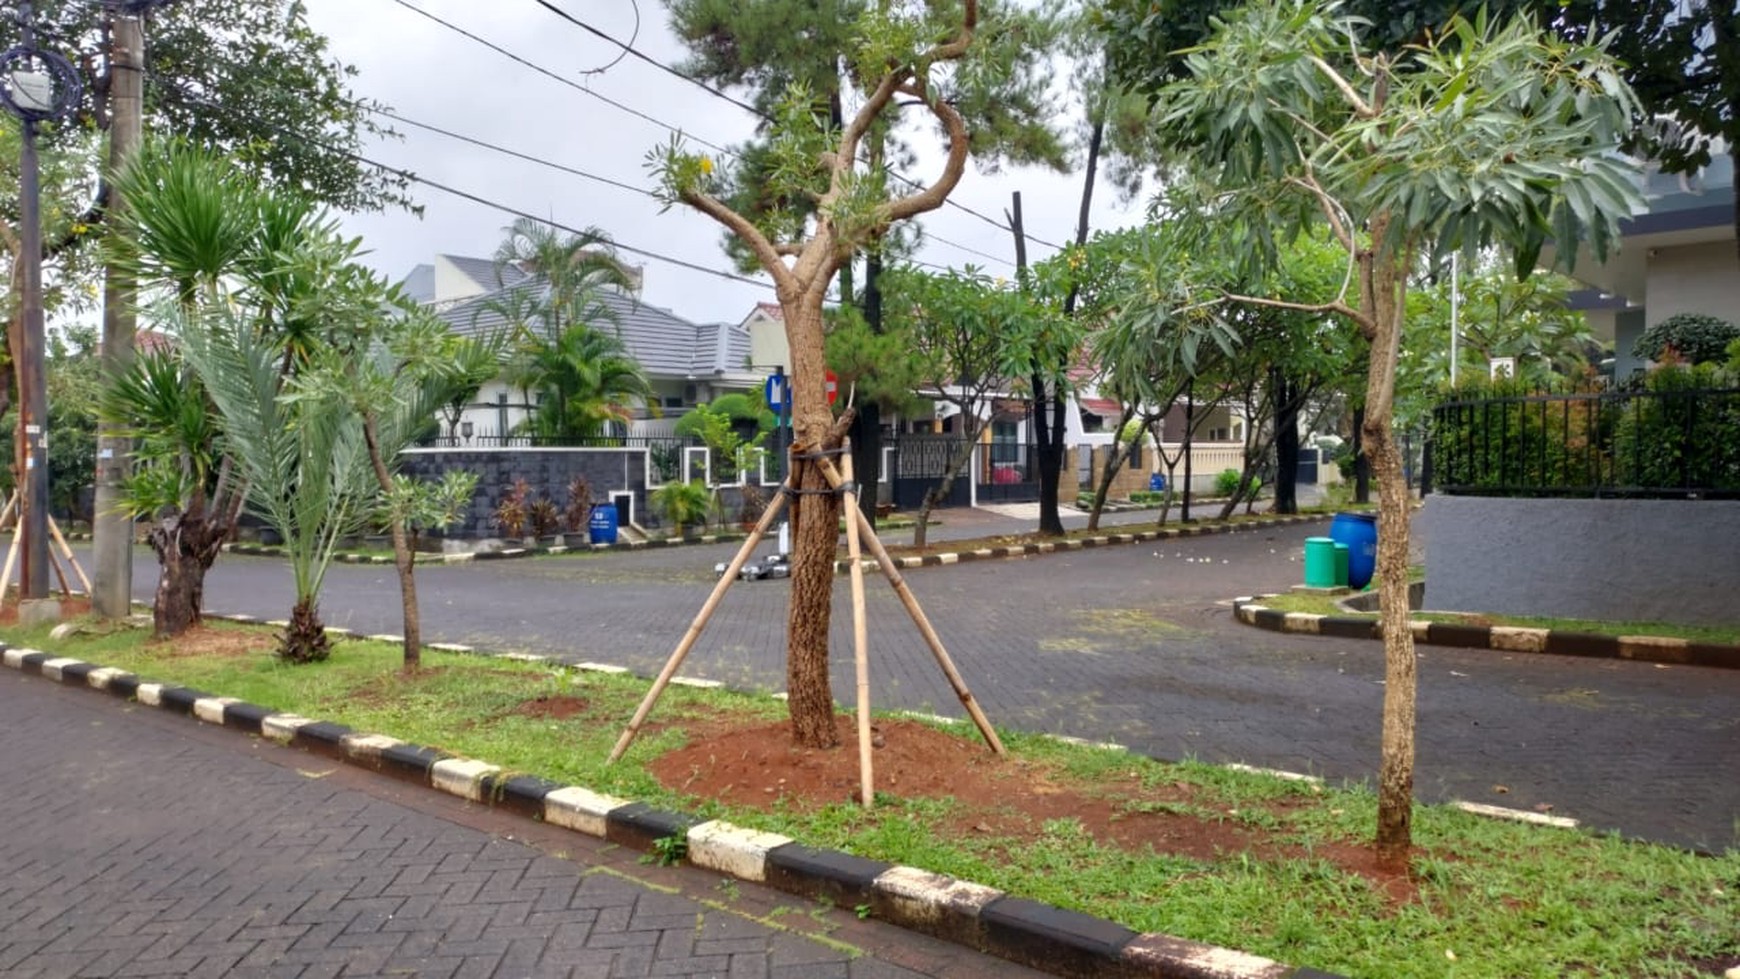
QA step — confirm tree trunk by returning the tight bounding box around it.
[363,417,422,671]
[279,596,332,663]
[1352,405,1371,504]
[913,432,981,548]
[1363,248,1418,870]
[150,524,200,637]
[1274,370,1299,514]
[1033,387,1068,536]
[1085,411,1138,532]
[783,295,841,749]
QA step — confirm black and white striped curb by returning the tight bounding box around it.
[1231,596,1740,671]
[830,514,1325,575]
[3,640,1341,979]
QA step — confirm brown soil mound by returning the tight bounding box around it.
[650,717,1418,903]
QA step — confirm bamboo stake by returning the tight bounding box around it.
[0,493,21,603]
[607,479,793,764]
[0,492,17,532]
[48,515,92,594]
[816,458,1005,756]
[839,443,874,808]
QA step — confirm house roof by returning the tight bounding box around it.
[439,278,750,381]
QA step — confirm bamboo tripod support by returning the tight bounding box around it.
[0,491,91,602]
[607,441,1007,805]
[839,448,875,808]
[606,475,794,764]
[814,456,1005,756]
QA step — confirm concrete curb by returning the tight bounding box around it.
[222,514,1322,576]
[1231,596,1740,671]
[1,638,1340,979]
[830,514,1326,575]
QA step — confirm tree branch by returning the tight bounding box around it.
[678,188,797,294]
[1284,173,1354,252]
[1307,55,1374,118]
[880,81,971,225]
[1222,290,1371,331]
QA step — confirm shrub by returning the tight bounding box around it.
[563,475,593,532]
[651,479,712,535]
[1213,468,1260,497]
[494,478,531,538]
[528,497,561,538]
[1633,313,1740,366]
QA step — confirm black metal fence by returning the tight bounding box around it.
[1430,384,1740,498]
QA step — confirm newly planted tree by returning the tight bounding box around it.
[649,0,1000,748]
[1140,0,1641,861]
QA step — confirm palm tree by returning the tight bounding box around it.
[481,220,651,438]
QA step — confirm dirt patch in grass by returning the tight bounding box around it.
[650,717,1420,906]
[508,694,590,720]
[0,596,92,624]
[147,622,276,659]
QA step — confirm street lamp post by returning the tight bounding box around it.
[2,2,82,611]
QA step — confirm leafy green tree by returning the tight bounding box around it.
[1144,0,1641,862]
[650,0,1006,749]
[1633,313,1740,367]
[665,0,1070,529]
[878,265,1030,546]
[303,299,496,670]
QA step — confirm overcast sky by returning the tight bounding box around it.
[296,0,1148,326]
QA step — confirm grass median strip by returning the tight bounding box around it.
[1252,593,1740,646]
[10,618,1737,979]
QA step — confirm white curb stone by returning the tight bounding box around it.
[367,634,405,644]
[1124,934,1292,979]
[1409,620,1432,640]
[432,758,502,801]
[86,667,129,690]
[543,786,629,837]
[936,553,959,565]
[442,553,476,564]
[193,697,240,725]
[1050,734,1127,752]
[135,682,164,707]
[1282,613,1321,634]
[40,657,81,681]
[872,866,1001,926]
[3,647,32,669]
[261,714,317,742]
[1453,800,1579,829]
[499,652,548,663]
[340,733,404,759]
[266,619,289,628]
[1619,635,1689,659]
[1489,626,1550,653]
[896,711,957,726]
[671,676,723,689]
[427,643,473,653]
[575,662,628,674]
[687,820,792,881]
[1224,763,1323,785]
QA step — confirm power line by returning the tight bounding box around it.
[146,74,774,292]
[384,0,732,156]
[515,0,1064,253]
[373,107,657,201]
[526,0,767,120]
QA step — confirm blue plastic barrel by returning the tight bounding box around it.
[1148,473,1166,492]
[588,503,619,545]
[1329,512,1377,589]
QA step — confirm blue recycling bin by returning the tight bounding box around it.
[588,503,619,545]
[1148,473,1166,492]
[1328,512,1376,589]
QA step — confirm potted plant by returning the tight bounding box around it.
[736,483,767,532]
[494,477,530,542]
[651,479,712,539]
[528,496,562,546]
[562,474,593,546]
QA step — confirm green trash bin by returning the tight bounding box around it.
[1333,542,1349,587]
[1303,537,1338,588]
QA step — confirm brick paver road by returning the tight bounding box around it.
[0,672,1053,979]
[92,514,1740,851]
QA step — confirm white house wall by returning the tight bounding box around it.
[1643,240,1740,326]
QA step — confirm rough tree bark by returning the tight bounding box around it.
[363,418,422,672]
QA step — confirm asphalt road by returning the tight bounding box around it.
[87,515,1740,852]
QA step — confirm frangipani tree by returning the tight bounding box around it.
[648,0,992,748]
[1145,0,1641,861]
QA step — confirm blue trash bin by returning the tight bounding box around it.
[1148,473,1166,492]
[588,503,619,545]
[1328,512,1376,589]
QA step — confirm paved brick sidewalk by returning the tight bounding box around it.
[0,672,1054,979]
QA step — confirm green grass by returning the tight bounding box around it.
[11,620,1737,978]
[1254,592,1740,645]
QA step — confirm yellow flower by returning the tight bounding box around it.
[699,156,714,175]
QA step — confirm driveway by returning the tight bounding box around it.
[91,516,1740,852]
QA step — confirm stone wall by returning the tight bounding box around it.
[398,447,651,539]
[1417,495,1740,626]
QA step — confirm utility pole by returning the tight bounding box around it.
[93,5,145,619]
[2,2,80,615]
